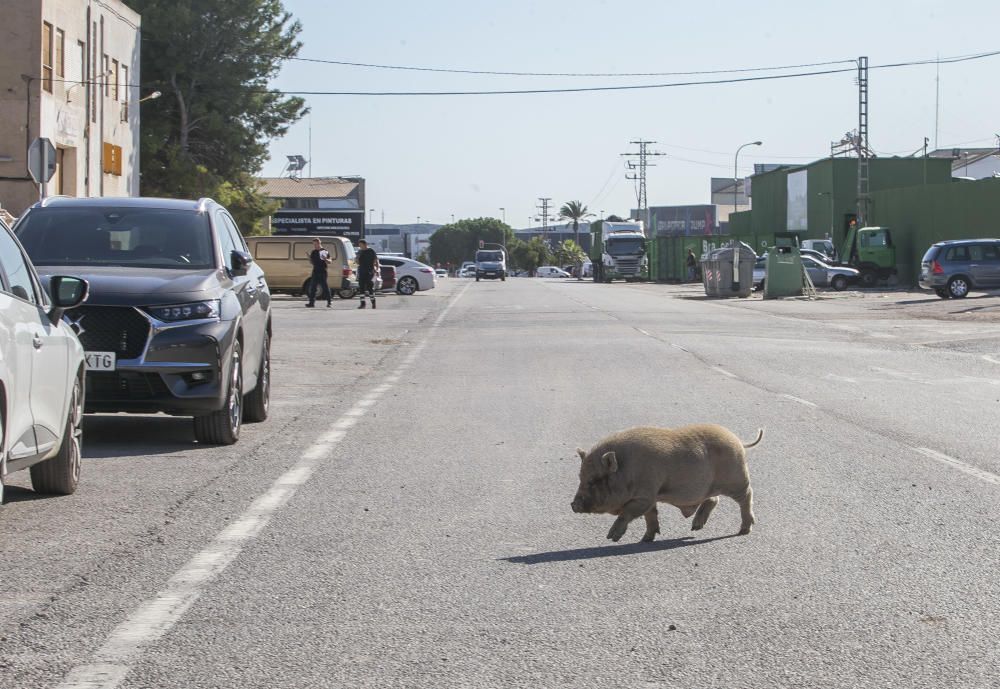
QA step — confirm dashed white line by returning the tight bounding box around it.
[984,355,1000,366]
[711,366,737,379]
[636,328,651,336]
[781,394,817,408]
[55,283,470,689]
[670,343,689,352]
[914,447,1000,487]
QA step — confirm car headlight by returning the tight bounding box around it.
[146,300,220,322]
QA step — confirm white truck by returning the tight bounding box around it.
[592,221,648,282]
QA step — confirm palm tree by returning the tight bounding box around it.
[559,201,593,278]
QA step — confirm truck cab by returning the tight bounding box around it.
[591,221,647,282]
[839,225,895,287]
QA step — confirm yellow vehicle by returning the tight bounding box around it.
[245,235,359,298]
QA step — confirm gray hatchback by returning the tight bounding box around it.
[919,239,1000,298]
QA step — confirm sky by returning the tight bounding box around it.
[262,0,1000,228]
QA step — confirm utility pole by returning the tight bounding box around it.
[537,197,552,232]
[856,56,871,226]
[621,140,664,226]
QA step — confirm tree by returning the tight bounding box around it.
[428,217,514,268]
[510,236,552,275]
[554,239,586,269]
[558,201,593,279]
[128,0,307,234]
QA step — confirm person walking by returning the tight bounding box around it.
[356,239,380,309]
[306,237,332,308]
[686,248,698,282]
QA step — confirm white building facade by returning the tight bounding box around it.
[0,0,140,217]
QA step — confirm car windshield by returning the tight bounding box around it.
[606,237,644,254]
[476,251,503,262]
[17,207,215,269]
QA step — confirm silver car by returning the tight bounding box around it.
[0,217,89,502]
[801,256,860,291]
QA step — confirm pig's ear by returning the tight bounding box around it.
[576,448,587,462]
[601,451,618,474]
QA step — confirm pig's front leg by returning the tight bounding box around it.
[606,499,655,542]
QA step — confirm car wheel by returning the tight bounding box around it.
[501,275,506,281]
[243,330,270,423]
[476,275,480,282]
[30,375,83,495]
[337,288,356,299]
[859,270,878,287]
[831,275,848,291]
[194,340,242,445]
[948,277,970,299]
[397,276,418,295]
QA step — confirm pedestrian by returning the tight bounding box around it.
[306,237,332,308]
[356,239,380,309]
[686,248,698,282]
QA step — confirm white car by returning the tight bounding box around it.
[459,267,476,278]
[536,266,571,278]
[0,216,89,503]
[377,256,437,295]
[435,269,448,278]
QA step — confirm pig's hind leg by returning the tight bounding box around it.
[606,499,655,542]
[691,497,719,531]
[641,506,661,542]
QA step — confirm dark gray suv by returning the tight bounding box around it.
[16,197,272,445]
[919,239,1000,299]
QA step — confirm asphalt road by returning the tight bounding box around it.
[2,278,999,688]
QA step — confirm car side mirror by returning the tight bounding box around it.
[230,249,253,276]
[48,275,89,325]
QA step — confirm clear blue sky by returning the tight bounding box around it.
[263,0,1000,227]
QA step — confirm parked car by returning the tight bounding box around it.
[245,235,358,298]
[919,238,1000,299]
[753,256,767,290]
[16,197,272,445]
[801,239,837,263]
[0,215,89,501]
[801,256,860,291]
[379,264,397,291]
[459,266,476,278]
[536,266,571,278]
[376,256,437,295]
[434,268,448,278]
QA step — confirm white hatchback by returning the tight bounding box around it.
[536,266,571,278]
[377,256,437,295]
[0,217,89,503]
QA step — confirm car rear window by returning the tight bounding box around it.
[921,245,940,262]
[17,207,215,269]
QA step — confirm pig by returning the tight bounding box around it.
[570,424,762,542]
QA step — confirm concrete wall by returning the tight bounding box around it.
[0,0,140,217]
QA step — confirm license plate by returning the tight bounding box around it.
[85,351,116,371]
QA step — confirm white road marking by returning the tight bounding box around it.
[711,366,737,379]
[670,343,688,352]
[824,373,858,384]
[782,394,817,408]
[914,447,1000,487]
[636,328,651,336]
[984,355,1000,366]
[54,283,470,689]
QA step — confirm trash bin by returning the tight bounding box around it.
[701,243,756,297]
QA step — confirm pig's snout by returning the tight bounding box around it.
[571,496,586,513]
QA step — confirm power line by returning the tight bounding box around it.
[288,55,857,78]
[268,49,1000,97]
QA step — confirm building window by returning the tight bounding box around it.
[41,22,54,92]
[111,59,119,100]
[121,65,128,101]
[77,40,86,91]
[102,54,109,96]
[55,29,65,79]
[91,22,97,122]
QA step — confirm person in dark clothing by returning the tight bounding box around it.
[306,237,332,307]
[686,249,698,282]
[356,239,379,309]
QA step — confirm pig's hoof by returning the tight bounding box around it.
[641,532,656,543]
[607,524,627,542]
[691,522,704,531]
[738,525,752,536]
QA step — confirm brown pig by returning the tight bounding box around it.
[570,424,762,542]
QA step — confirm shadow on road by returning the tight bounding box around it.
[82,415,203,458]
[2,485,52,504]
[501,533,738,565]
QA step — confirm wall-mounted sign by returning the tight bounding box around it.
[271,210,364,240]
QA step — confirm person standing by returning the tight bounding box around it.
[686,248,698,282]
[307,237,332,308]
[356,239,380,309]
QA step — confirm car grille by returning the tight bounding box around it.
[64,305,150,359]
[86,372,171,401]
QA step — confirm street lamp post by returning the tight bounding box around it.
[499,207,505,224]
[733,141,762,290]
